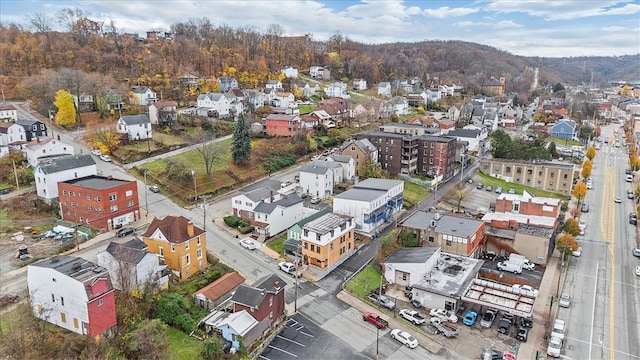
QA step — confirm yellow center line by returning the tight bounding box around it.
[600,156,616,360]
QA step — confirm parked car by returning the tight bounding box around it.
[512,284,539,297]
[310,196,321,204]
[362,312,388,329]
[614,196,622,203]
[635,265,640,276]
[239,238,257,250]
[481,349,503,360]
[367,293,396,310]
[495,186,503,194]
[497,318,511,334]
[508,187,516,194]
[547,336,563,357]
[116,227,135,237]
[462,310,478,326]
[278,262,300,277]
[91,148,102,156]
[627,189,634,199]
[516,326,529,342]
[522,260,536,271]
[390,329,418,349]
[149,185,160,193]
[572,247,582,257]
[633,248,640,257]
[578,219,587,230]
[480,309,497,328]
[559,293,571,308]
[410,299,422,308]
[476,183,484,189]
[630,213,637,225]
[399,309,426,325]
[99,154,112,162]
[551,319,566,340]
[429,308,458,323]
[581,203,589,212]
[0,188,11,195]
[486,185,493,192]
[280,180,292,188]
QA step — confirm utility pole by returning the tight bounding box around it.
[143,170,149,218]
[191,169,197,202]
[199,194,212,234]
[12,159,19,192]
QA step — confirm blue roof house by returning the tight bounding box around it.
[550,120,577,140]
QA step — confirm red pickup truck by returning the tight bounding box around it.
[363,312,389,329]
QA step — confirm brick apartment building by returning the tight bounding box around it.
[479,158,577,195]
[353,131,457,178]
[58,175,140,231]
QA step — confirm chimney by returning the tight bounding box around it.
[187,221,194,237]
[36,137,40,143]
[270,191,274,203]
[274,281,280,291]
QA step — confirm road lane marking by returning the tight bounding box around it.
[588,262,598,360]
[600,157,616,360]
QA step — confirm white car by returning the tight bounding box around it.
[310,196,321,204]
[99,154,112,162]
[522,260,536,271]
[572,247,582,257]
[399,309,426,325]
[429,308,458,323]
[390,329,418,349]
[239,238,257,250]
[559,293,571,308]
[278,262,299,277]
[513,284,539,297]
[547,336,563,358]
[91,149,102,156]
[578,219,586,230]
[635,266,640,276]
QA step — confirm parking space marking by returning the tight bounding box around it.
[300,330,314,337]
[257,355,271,360]
[276,335,307,347]
[267,345,297,357]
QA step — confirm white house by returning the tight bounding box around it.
[446,129,486,154]
[217,76,238,92]
[324,82,349,99]
[22,137,75,167]
[231,186,282,220]
[309,66,324,78]
[325,154,356,182]
[332,178,403,233]
[0,103,18,122]
[244,90,265,110]
[27,255,117,338]
[378,82,391,96]
[389,96,410,115]
[224,93,245,118]
[299,161,343,199]
[353,79,367,91]
[35,154,97,203]
[265,80,283,91]
[116,114,152,141]
[197,93,232,118]
[281,66,298,78]
[272,92,295,108]
[253,194,304,239]
[0,121,26,145]
[130,86,157,106]
[426,88,442,102]
[97,239,168,292]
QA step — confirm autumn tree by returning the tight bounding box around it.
[231,115,251,165]
[190,133,220,177]
[585,146,596,161]
[200,337,225,360]
[556,233,579,256]
[360,158,388,180]
[581,160,592,179]
[121,319,168,360]
[54,89,77,127]
[619,85,632,97]
[453,186,467,213]
[562,218,580,237]
[630,154,640,171]
[85,126,120,155]
[573,181,587,205]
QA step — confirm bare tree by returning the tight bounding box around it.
[190,133,220,176]
[453,185,467,213]
[26,13,53,33]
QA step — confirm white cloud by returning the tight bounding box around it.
[423,6,479,19]
[453,20,522,29]
[485,0,639,21]
[602,26,626,32]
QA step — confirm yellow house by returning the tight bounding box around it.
[301,213,355,278]
[141,215,207,280]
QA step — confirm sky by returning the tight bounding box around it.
[1,0,639,57]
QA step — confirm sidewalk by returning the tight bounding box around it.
[518,255,564,359]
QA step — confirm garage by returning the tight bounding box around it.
[394,269,410,286]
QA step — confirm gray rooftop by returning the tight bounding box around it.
[37,154,96,174]
[447,129,481,138]
[413,251,485,298]
[328,154,352,163]
[485,226,517,240]
[253,194,303,214]
[243,186,279,202]
[303,213,352,234]
[517,224,555,237]
[383,247,439,263]
[64,175,131,190]
[300,163,333,175]
[105,241,147,264]
[230,284,265,308]
[333,188,385,202]
[120,114,150,125]
[30,255,109,283]
[401,212,484,238]
[355,178,402,191]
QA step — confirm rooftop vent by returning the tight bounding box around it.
[443,264,462,276]
[71,261,82,270]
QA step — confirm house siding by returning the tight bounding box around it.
[143,235,207,280]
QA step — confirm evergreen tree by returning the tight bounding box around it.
[232,115,251,165]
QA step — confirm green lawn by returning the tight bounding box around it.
[475,172,567,199]
[403,180,430,208]
[549,137,584,148]
[267,233,287,256]
[345,263,384,298]
[299,104,315,114]
[166,327,201,359]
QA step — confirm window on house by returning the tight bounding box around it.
[446,239,452,246]
[96,196,101,202]
[171,244,175,252]
[127,200,134,207]
[125,190,133,197]
[310,244,314,252]
[110,205,118,212]
[51,294,55,302]
[86,195,91,200]
[74,318,79,329]
[159,247,164,256]
[109,194,117,201]
[185,241,190,250]
[61,313,66,323]
[316,247,320,254]
[186,254,191,265]
[330,243,333,250]
[197,249,202,259]
[429,236,435,243]
[197,236,201,245]
[269,298,273,307]
[97,299,103,306]
[61,297,64,306]
[52,278,56,282]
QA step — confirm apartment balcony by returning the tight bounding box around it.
[401,158,418,165]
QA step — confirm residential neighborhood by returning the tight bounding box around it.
[0,6,638,360]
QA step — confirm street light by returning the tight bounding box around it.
[191,169,197,201]
[143,170,149,218]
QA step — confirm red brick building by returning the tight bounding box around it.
[58,175,140,231]
[230,273,286,328]
[264,114,303,137]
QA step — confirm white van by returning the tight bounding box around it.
[626,174,633,182]
[497,261,522,274]
[551,319,565,340]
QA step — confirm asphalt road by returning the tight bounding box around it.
[561,124,640,360]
